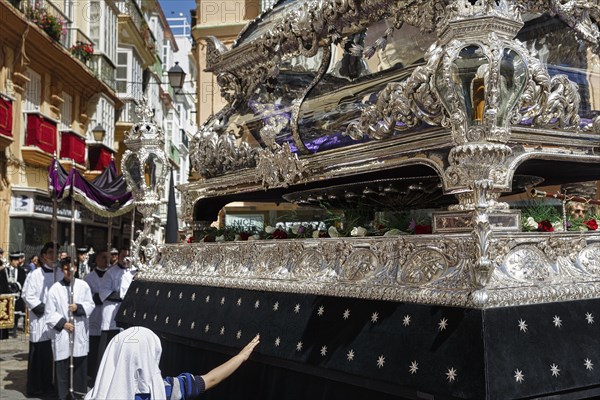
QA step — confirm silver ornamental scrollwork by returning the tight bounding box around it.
[136,233,600,309]
[256,143,305,189]
[577,243,600,275]
[189,108,258,179]
[399,248,448,285]
[502,245,553,282]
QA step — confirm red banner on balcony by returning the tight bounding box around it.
[0,98,13,137]
[60,131,86,164]
[88,144,113,171]
[26,113,57,154]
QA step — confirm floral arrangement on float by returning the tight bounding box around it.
[521,202,598,233]
[25,3,66,42]
[188,211,433,243]
[70,41,94,63]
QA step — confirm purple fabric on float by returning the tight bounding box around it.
[48,159,132,214]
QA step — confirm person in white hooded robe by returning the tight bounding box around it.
[85,327,260,400]
[46,259,95,400]
[21,241,64,396]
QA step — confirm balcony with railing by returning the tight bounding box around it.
[90,54,117,91]
[19,0,73,48]
[21,111,58,167]
[115,0,157,65]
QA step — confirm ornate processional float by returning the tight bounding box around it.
[118,1,600,399]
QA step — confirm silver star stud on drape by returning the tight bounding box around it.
[585,312,594,324]
[343,309,350,320]
[403,315,411,327]
[143,313,147,320]
[371,312,379,323]
[255,300,260,309]
[296,341,303,352]
[294,304,301,314]
[320,346,327,356]
[156,290,160,296]
[446,367,457,382]
[273,302,279,311]
[518,319,528,332]
[275,337,280,347]
[132,311,136,318]
[205,324,210,333]
[220,326,225,335]
[409,361,418,374]
[205,295,210,303]
[177,319,181,327]
[317,306,325,316]
[153,315,157,322]
[236,330,242,339]
[377,355,385,368]
[237,298,242,306]
[190,322,195,330]
[550,364,560,377]
[145,289,150,295]
[584,358,594,370]
[167,291,171,298]
[179,292,183,299]
[347,349,355,361]
[514,369,524,383]
[553,315,562,328]
[220,296,225,305]
[438,318,448,331]
[191,293,196,301]
[164,316,168,324]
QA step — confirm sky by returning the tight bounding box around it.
[158,0,196,21]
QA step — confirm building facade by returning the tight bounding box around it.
[0,0,178,255]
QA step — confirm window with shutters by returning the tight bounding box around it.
[61,92,72,130]
[24,70,41,111]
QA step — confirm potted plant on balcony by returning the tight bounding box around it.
[25,3,65,42]
[70,41,94,63]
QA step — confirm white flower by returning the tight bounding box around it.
[291,224,301,235]
[215,235,225,242]
[247,234,260,241]
[524,216,538,230]
[265,226,276,234]
[552,221,564,232]
[383,229,404,236]
[312,230,320,238]
[328,226,340,237]
[350,226,367,237]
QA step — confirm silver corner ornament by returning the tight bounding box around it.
[121,98,169,269]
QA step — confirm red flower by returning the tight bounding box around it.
[415,225,432,234]
[272,229,288,239]
[584,219,598,230]
[537,220,554,232]
[239,232,250,241]
[186,236,195,243]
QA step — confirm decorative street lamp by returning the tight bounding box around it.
[91,123,106,142]
[121,98,169,269]
[167,62,186,92]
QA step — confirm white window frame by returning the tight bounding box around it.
[24,70,41,112]
[60,92,72,130]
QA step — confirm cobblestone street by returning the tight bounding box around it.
[0,334,50,400]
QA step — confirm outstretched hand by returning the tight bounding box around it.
[238,334,260,361]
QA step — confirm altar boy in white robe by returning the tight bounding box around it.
[22,241,63,396]
[46,259,95,400]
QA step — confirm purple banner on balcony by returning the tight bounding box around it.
[48,158,134,217]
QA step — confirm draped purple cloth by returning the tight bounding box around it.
[48,159,134,217]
